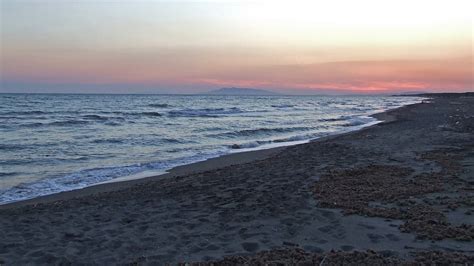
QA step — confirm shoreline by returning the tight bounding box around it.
[0,144,286,209]
[0,102,410,209]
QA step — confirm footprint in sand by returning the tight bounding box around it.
[340,245,354,251]
[303,245,324,253]
[241,242,259,252]
[385,233,400,241]
[367,233,385,243]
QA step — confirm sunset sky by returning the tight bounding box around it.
[1,0,472,94]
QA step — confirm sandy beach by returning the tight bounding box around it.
[0,93,473,264]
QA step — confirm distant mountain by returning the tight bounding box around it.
[405,92,474,97]
[203,87,280,96]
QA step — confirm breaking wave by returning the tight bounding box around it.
[210,126,315,138]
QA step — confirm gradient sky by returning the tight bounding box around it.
[1,0,472,94]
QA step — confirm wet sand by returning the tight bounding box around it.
[0,93,473,264]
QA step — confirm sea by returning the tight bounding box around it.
[0,94,423,204]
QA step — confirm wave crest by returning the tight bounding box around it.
[211,126,314,138]
[148,103,170,108]
[168,107,242,117]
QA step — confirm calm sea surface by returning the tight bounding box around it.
[0,94,422,204]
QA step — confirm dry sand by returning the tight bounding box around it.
[0,93,473,264]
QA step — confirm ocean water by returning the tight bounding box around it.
[0,94,422,204]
